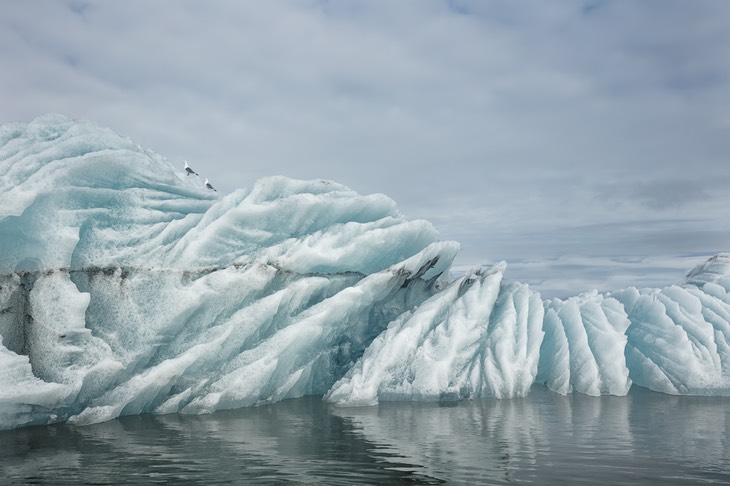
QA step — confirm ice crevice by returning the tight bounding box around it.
[1,115,730,430]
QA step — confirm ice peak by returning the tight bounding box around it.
[685,253,730,288]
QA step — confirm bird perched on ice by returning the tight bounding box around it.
[183,160,198,176]
[205,178,217,191]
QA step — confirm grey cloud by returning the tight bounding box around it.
[595,176,730,211]
[1,0,729,296]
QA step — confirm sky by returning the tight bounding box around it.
[1,0,729,297]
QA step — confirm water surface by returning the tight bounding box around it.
[1,388,729,484]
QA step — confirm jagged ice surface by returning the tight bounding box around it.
[1,115,729,430]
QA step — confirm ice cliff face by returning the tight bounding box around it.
[1,115,729,430]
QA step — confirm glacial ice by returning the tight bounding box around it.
[1,114,729,430]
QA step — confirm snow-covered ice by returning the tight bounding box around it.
[1,115,729,430]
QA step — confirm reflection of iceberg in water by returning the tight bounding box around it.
[1,115,730,430]
[2,391,729,484]
[333,396,550,484]
[0,397,439,484]
[333,390,730,485]
[330,390,628,484]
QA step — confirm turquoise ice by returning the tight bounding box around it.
[1,115,728,430]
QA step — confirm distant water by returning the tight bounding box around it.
[2,388,729,485]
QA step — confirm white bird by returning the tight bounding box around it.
[183,160,198,176]
[204,178,217,191]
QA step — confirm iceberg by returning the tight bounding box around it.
[1,115,729,430]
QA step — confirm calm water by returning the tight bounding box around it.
[1,388,729,485]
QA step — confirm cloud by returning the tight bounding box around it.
[1,0,729,296]
[597,176,730,211]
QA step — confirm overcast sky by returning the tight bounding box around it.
[2,0,729,297]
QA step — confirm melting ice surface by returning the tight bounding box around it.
[0,115,729,431]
